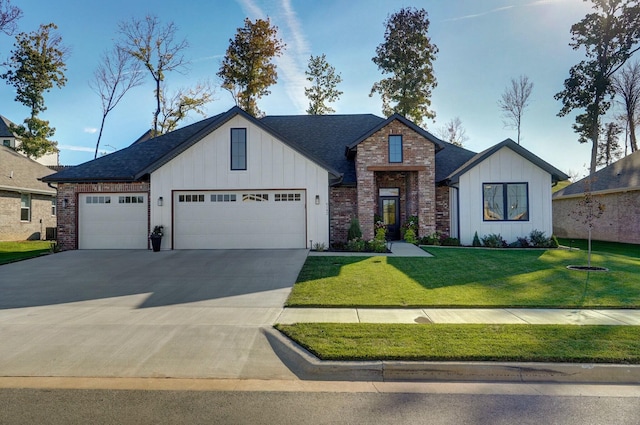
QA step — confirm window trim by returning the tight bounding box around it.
[51,197,56,216]
[230,128,247,171]
[388,134,403,163]
[20,193,31,222]
[482,182,529,222]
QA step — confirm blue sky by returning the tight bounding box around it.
[1,0,601,177]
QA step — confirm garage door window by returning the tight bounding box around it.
[243,193,269,202]
[275,193,301,202]
[119,196,144,204]
[86,196,111,204]
[211,194,236,202]
[231,128,247,170]
[179,194,205,202]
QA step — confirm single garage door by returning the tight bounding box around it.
[78,193,148,249]
[174,190,306,249]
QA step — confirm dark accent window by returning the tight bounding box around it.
[231,128,247,170]
[483,183,529,221]
[388,135,402,163]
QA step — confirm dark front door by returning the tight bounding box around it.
[380,196,400,240]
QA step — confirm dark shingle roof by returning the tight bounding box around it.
[0,145,56,194]
[0,115,16,138]
[260,114,385,184]
[554,150,640,198]
[435,141,477,183]
[446,139,569,184]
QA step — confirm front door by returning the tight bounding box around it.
[379,196,400,240]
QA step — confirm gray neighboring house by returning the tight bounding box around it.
[43,106,568,251]
[0,145,57,241]
[553,150,640,244]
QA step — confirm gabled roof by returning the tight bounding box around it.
[434,141,477,183]
[43,107,343,183]
[0,146,56,195]
[346,113,444,152]
[554,150,640,198]
[0,115,17,138]
[260,114,385,184]
[445,138,569,184]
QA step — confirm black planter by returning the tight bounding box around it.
[150,236,162,252]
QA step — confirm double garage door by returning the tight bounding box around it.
[173,190,306,249]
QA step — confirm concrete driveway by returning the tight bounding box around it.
[0,249,308,379]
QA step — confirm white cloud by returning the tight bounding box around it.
[84,127,98,134]
[58,144,95,153]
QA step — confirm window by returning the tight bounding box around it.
[118,195,144,204]
[3,140,10,147]
[86,196,111,204]
[20,193,30,221]
[231,128,247,170]
[211,194,237,202]
[178,194,205,202]
[274,193,301,202]
[51,197,56,216]
[388,135,403,163]
[483,183,529,221]
[242,193,269,202]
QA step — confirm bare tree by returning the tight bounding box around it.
[89,46,144,158]
[158,80,215,134]
[0,0,21,36]
[612,61,640,153]
[498,75,533,144]
[117,15,188,135]
[597,121,623,167]
[436,116,468,147]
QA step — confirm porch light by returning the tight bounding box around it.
[315,195,320,205]
[157,196,163,206]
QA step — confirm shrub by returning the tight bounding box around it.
[313,242,326,252]
[514,236,531,248]
[347,238,365,252]
[440,237,460,246]
[404,228,417,244]
[420,232,441,245]
[472,231,481,247]
[529,229,554,248]
[481,233,507,248]
[347,218,362,241]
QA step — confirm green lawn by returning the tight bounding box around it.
[557,238,640,258]
[276,323,640,363]
[287,247,640,308]
[0,241,52,265]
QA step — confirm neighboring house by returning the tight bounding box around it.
[1,115,59,167]
[42,106,567,250]
[0,145,57,241]
[553,150,640,244]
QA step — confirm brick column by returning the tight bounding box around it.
[357,170,375,240]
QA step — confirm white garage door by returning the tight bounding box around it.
[174,190,306,249]
[78,193,148,249]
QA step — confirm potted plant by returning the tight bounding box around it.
[149,225,164,252]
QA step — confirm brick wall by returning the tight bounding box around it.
[329,186,357,244]
[355,119,436,240]
[553,191,640,244]
[0,190,56,241]
[56,182,150,250]
[435,186,451,237]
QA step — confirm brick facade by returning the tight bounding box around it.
[553,191,640,244]
[329,186,357,244]
[354,119,436,240]
[0,190,56,241]
[56,181,150,251]
[435,186,451,237]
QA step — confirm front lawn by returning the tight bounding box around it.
[0,241,52,265]
[286,247,640,308]
[276,323,640,363]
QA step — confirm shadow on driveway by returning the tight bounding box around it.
[0,249,308,309]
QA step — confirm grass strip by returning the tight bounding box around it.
[287,248,640,308]
[0,241,52,265]
[276,323,640,364]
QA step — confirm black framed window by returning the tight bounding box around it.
[388,135,402,163]
[231,128,247,170]
[483,183,529,221]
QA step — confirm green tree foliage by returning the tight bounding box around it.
[597,121,624,166]
[555,0,640,176]
[218,18,285,117]
[2,23,67,159]
[117,15,189,135]
[370,7,438,125]
[304,54,343,114]
[158,81,215,134]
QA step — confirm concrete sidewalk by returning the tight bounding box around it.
[276,307,640,325]
[308,241,433,257]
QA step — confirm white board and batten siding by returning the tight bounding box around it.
[455,147,553,245]
[150,114,330,250]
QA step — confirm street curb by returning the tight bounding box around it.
[263,327,640,384]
